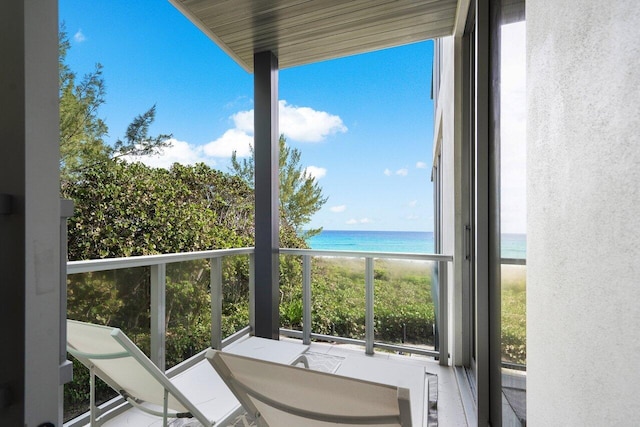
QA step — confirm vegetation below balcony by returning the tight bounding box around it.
[502,265,527,365]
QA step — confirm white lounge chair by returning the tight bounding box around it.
[67,320,309,426]
[67,319,215,426]
[206,349,414,427]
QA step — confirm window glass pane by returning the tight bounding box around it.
[500,19,527,426]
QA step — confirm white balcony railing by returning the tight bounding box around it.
[67,247,453,370]
[67,247,255,370]
[280,248,453,360]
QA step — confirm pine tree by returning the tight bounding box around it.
[230,135,327,238]
[58,28,171,183]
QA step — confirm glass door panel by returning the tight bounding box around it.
[499,18,527,426]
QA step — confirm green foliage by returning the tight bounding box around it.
[279,140,327,238]
[112,105,173,161]
[374,262,435,344]
[501,267,527,364]
[62,160,258,352]
[230,135,328,239]
[279,258,437,346]
[63,162,254,260]
[59,28,109,182]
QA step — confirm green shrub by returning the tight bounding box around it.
[501,266,526,364]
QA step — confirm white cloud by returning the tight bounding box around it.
[119,138,216,169]
[279,101,347,142]
[384,168,409,176]
[408,200,418,207]
[203,129,253,157]
[383,168,409,176]
[346,218,372,225]
[73,30,86,43]
[416,161,427,169]
[227,100,347,143]
[231,109,253,134]
[330,205,347,213]
[406,214,420,220]
[122,100,345,169]
[304,166,326,179]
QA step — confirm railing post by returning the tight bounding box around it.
[210,257,223,350]
[150,263,166,370]
[438,260,448,366]
[302,255,312,345]
[365,257,375,355]
[249,253,256,335]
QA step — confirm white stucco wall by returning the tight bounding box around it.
[527,1,640,424]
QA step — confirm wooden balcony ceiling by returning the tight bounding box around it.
[170,0,458,72]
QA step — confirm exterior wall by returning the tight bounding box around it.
[0,1,61,425]
[0,3,27,424]
[24,1,63,424]
[527,1,640,424]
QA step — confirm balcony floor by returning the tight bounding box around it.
[86,338,468,427]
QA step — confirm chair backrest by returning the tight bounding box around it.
[206,349,412,427]
[67,319,211,424]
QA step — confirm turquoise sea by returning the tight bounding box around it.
[307,230,526,259]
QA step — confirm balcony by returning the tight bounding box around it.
[63,247,470,426]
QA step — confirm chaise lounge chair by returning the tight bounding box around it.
[206,349,414,427]
[67,320,309,426]
[67,319,213,426]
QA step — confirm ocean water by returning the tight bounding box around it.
[307,230,435,254]
[501,233,527,259]
[307,230,526,259]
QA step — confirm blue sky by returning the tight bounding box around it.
[60,1,438,232]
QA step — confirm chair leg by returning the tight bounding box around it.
[90,364,97,426]
[256,413,270,427]
[163,388,169,427]
[292,354,309,368]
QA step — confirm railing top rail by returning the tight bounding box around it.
[500,257,526,266]
[67,247,524,275]
[280,248,453,262]
[67,247,255,274]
